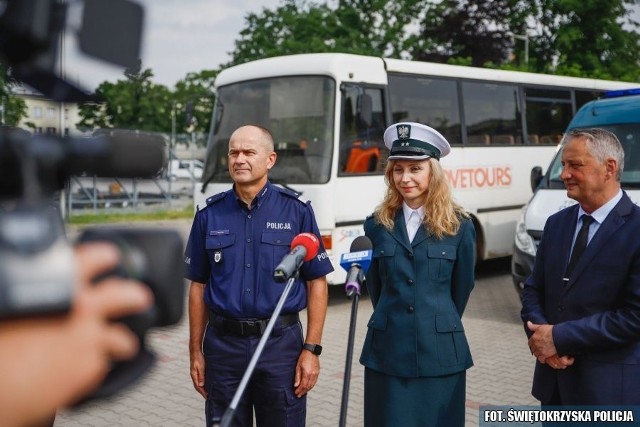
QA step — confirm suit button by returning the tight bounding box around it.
[407,305,414,313]
[407,279,414,285]
[557,304,564,312]
[408,252,414,258]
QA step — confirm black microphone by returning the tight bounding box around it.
[273,233,320,283]
[0,130,166,198]
[339,236,373,297]
[67,131,166,178]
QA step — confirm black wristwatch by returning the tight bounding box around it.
[303,343,322,356]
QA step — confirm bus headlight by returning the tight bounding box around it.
[514,209,536,257]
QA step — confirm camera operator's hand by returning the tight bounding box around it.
[0,242,153,427]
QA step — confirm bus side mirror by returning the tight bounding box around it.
[530,166,543,192]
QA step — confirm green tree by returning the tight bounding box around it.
[227,0,424,66]
[77,61,172,132]
[0,65,28,126]
[171,69,217,135]
[413,0,527,67]
[530,0,640,81]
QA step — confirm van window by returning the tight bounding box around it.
[547,124,640,186]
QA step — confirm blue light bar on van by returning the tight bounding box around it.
[604,88,640,98]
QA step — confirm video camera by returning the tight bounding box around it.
[0,0,186,400]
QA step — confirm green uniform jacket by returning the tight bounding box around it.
[359,211,475,377]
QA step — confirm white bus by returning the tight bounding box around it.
[195,53,637,285]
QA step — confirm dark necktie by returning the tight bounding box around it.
[564,215,594,280]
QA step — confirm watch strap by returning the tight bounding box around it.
[303,342,322,356]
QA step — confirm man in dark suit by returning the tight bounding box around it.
[521,127,640,405]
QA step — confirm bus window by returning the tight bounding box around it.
[202,76,335,184]
[339,85,386,175]
[462,82,521,145]
[524,87,572,145]
[388,75,461,145]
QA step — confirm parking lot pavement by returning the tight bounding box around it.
[57,221,539,426]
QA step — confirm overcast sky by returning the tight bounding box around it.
[64,0,284,91]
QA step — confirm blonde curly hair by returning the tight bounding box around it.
[373,158,468,239]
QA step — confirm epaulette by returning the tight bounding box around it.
[205,191,228,206]
[273,185,306,202]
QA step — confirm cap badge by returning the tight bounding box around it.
[397,124,410,140]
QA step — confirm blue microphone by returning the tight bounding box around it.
[339,236,373,297]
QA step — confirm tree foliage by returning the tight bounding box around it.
[171,69,217,135]
[0,65,28,126]
[227,0,640,82]
[227,0,424,66]
[77,61,172,132]
[414,0,520,67]
[529,0,640,81]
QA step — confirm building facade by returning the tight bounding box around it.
[13,85,83,136]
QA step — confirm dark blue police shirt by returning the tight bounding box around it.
[184,181,334,319]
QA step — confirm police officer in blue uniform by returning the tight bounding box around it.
[185,125,333,427]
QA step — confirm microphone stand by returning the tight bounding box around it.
[339,270,364,427]
[218,271,300,427]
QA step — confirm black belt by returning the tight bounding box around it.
[208,311,299,337]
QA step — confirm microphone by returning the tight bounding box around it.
[273,233,320,282]
[68,131,166,178]
[0,130,166,198]
[339,236,373,297]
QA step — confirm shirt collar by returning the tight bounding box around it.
[232,182,270,209]
[577,189,623,224]
[402,202,425,222]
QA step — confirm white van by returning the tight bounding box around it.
[511,89,640,291]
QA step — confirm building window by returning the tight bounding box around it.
[47,107,56,118]
[34,107,43,118]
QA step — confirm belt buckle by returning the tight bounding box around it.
[241,320,266,336]
[255,319,267,336]
[239,320,254,336]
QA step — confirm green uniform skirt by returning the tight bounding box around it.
[364,368,466,427]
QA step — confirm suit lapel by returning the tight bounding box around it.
[412,222,428,247]
[389,210,412,253]
[564,193,632,291]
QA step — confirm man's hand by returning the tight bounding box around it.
[527,321,557,362]
[293,350,319,398]
[190,351,207,398]
[544,354,575,370]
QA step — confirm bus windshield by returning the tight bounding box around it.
[203,76,336,186]
[548,124,640,187]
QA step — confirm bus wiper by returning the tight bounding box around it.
[199,173,214,194]
[269,179,303,197]
[200,171,230,194]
